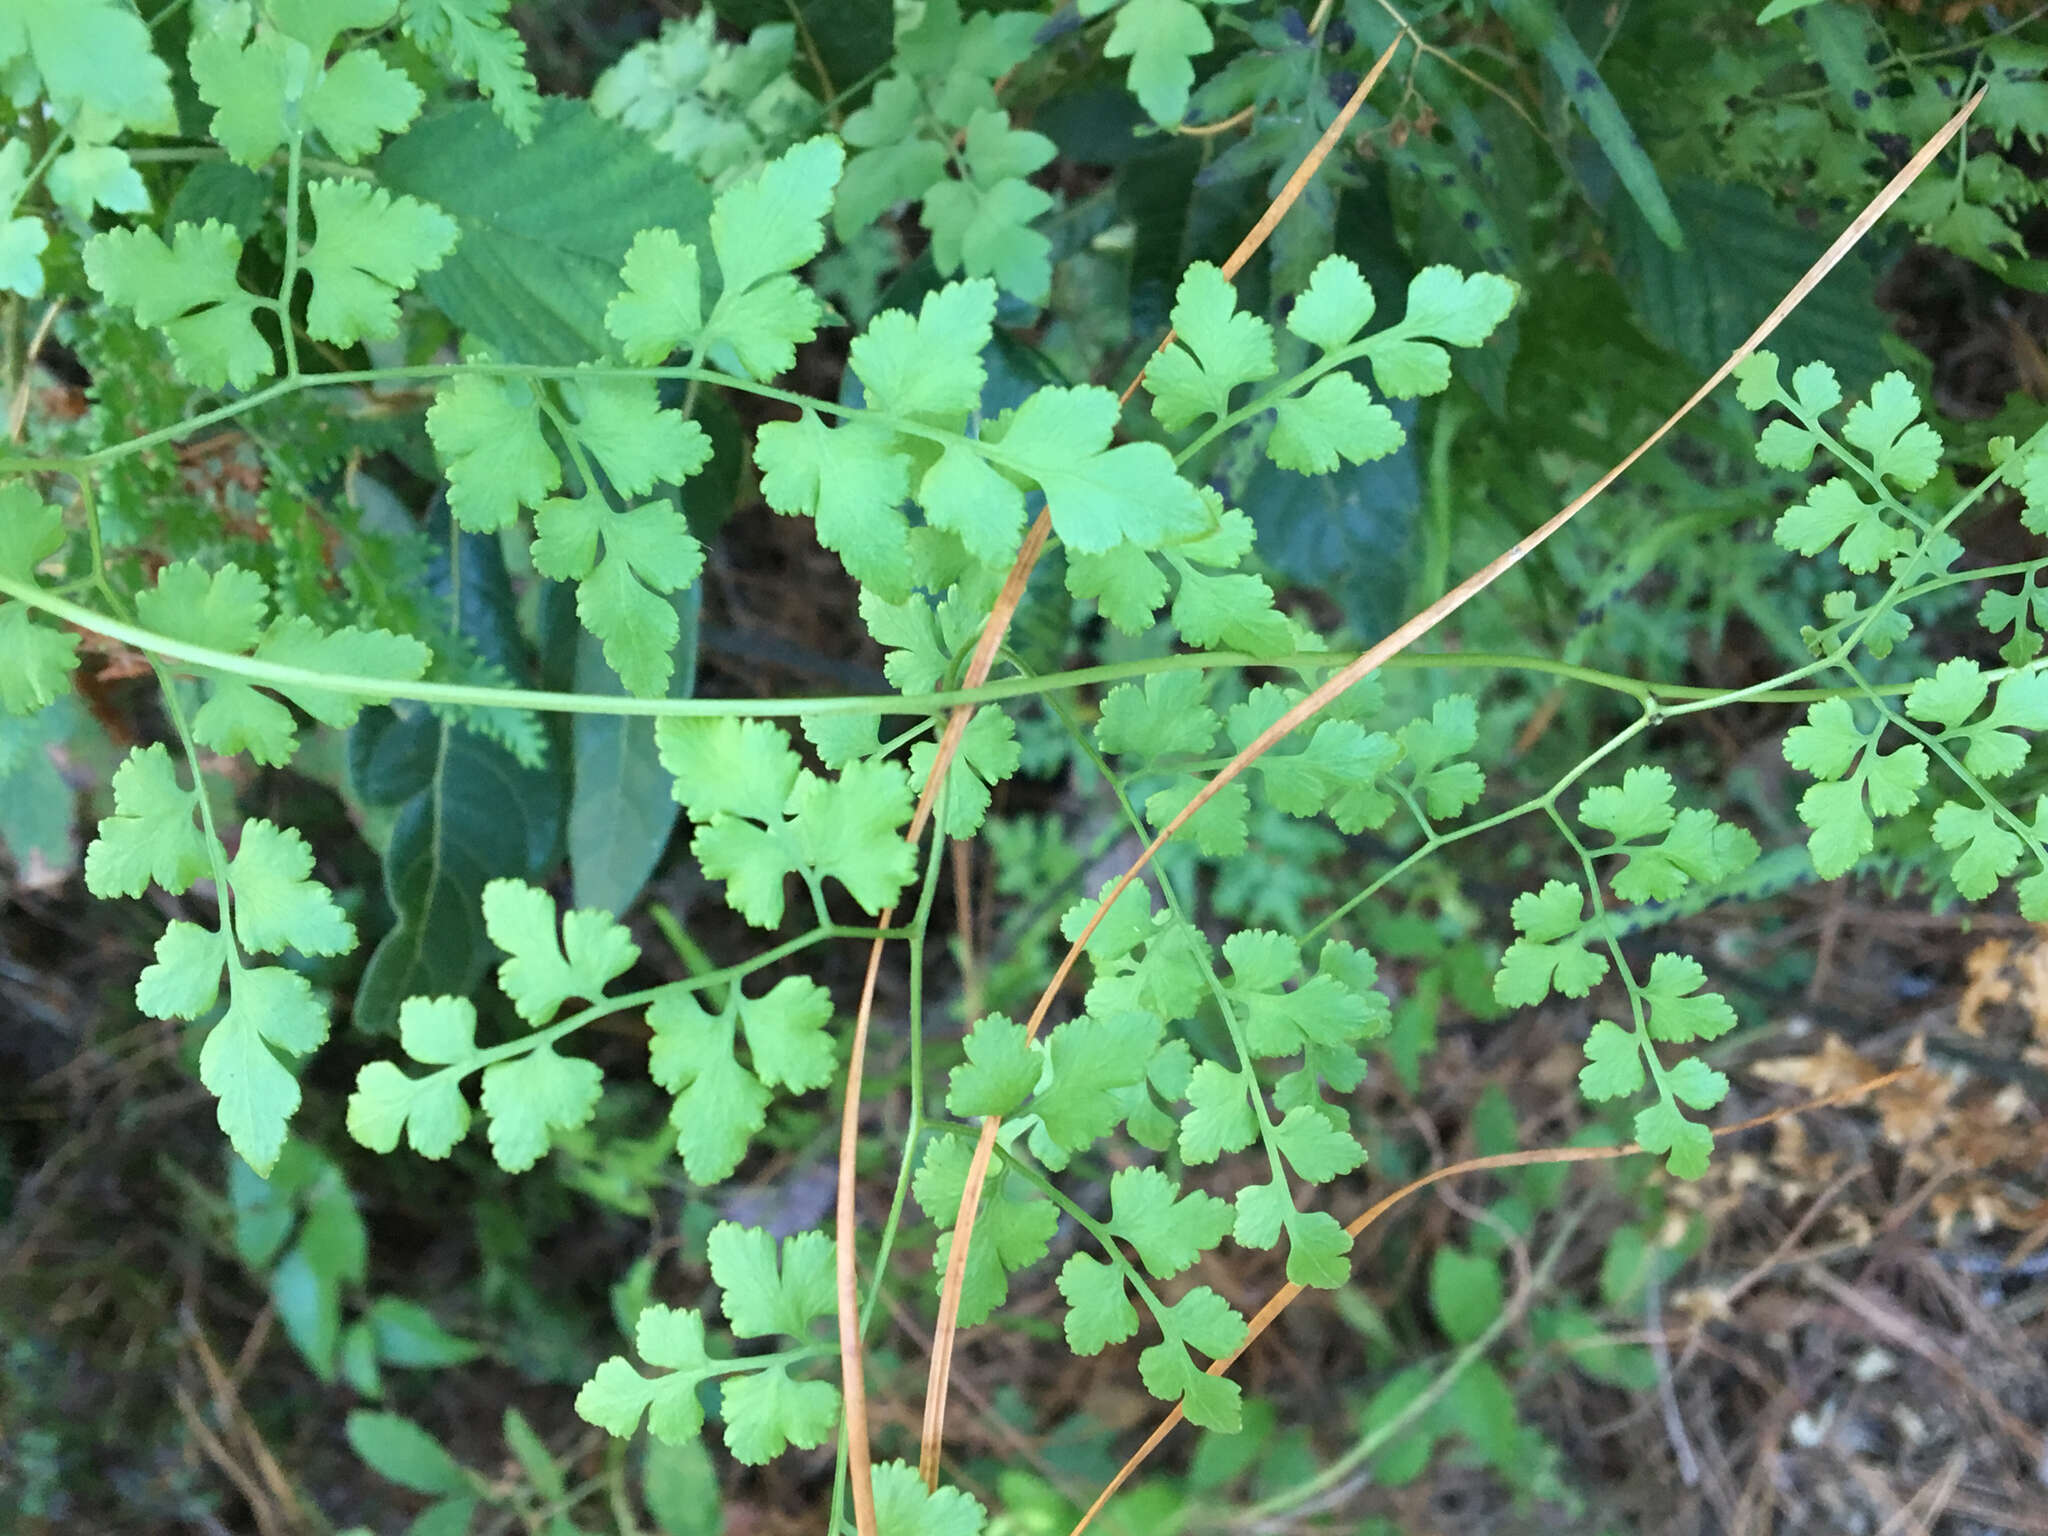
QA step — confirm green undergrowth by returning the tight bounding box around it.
[3,0,2046,1531]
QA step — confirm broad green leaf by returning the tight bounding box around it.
[378,100,713,362]
[0,0,177,132]
[346,1410,471,1496]
[1430,1246,1504,1345]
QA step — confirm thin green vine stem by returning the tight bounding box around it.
[856,826,950,1342]
[0,563,1944,721]
[279,132,304,379]
[1033,675,1300,1179]
[1846,659,2048,872]
[155,667,245,980]
[1551,798,1670,1098]
[397,923,902,1089]
[1304,714,1655,946]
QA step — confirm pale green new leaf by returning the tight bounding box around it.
[1841,373,1942,491]
[1578,1020,1644,1101]
[1097,0,1212,125]
[1287,255,1376,350]
[1056,1253,1138,1354]
[701,137,841,378]
[1267,373,1403,475]
[990,387,1209,555]
[482,878,639,1024]
[558,375,713,498]
[83,221,272,388]
[605,227,703,364]
[1633,1098,1713,1178]
[871,1460,987,1536]
[947,1013,1042,1120]
[229,818,356,957]
[426,375,560,532]
[203,965,330,1175]
[755,411,914,599]
[1494,880,1609,1006]
[478,1045,604,1172]
[0,0,177,132]
[137,920,230,1020]
[303,180,458,344]
[1639,953,1736,1043]
[83,744,210,898]
[658,715,800,823]
[709,1222,834,1339]
[1144,263,1275,432]
[575,1303,715,1444]
[1107,1166,1231,1278]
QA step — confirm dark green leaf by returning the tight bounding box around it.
[375,100,714,362]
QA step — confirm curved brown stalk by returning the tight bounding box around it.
[1065,1068,1917,1534]
[914,39,1408,1491]
[923,77,1984,1518]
